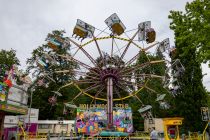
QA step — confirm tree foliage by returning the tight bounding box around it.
[26,30,79,120]
[27,30,77,84]
[169,0,208,132]
[0,49,20,81]
[169,0,210,65]
[131,50,173,131]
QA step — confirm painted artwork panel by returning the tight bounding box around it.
[76,106,133,135]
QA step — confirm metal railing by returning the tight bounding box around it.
[16,131,208,140]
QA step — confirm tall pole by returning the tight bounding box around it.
[107,78,113,129]
[27,88,33,133]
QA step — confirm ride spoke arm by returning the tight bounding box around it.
[119,78,135,85]
[122,73,164,79]
[94,86,105,98]
[120,60,165,75]
[144,85,158,93]
[54,69,100,79]
[116,83,128,92]
[74,72,100,80]
[120,29,140,59]
[120,79,145,88]
[57,54,100,76]
[113,83,146,101]
[72,83,102,101]
[74,81,100,84]
[69,70,87,75]
[150,60,166,64]
[111,36,114,57]
[57,82,74,91]
[114,88,123,101]
[75,78,100,83]
[119,80,134,87]
[125,42,160,66]
[68,38,98,67]
[57,54,92,69]
[120,62,150,75]
[125,52,141,66]
[143,42,159,51]
[116,82,140,94]
[72,91,83,101]
[91,86,105,104]
[93,36,103,60]
[133,94,143,104]
[54,70,72,74]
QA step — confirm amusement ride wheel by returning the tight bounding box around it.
[42,13,174,128]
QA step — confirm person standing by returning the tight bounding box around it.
[150,127,158,140]
[70,129,73,140]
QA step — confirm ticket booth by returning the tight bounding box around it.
[163,117,183,140]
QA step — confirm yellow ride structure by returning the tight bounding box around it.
[163,117,183,140]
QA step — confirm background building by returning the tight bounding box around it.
[4,108,39,140]
[0,78,30,139]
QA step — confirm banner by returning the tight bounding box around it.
[76,104,133,134]
[0,82,7,102]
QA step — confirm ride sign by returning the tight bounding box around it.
[201,107,209,121]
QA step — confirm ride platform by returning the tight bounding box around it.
[99,130,129,137]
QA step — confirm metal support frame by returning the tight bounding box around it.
[107,78,113,129]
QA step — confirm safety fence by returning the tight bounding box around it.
[16,131,151,140]
[184,132,204,140]
[16,131,207,140]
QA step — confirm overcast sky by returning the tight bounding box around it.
[0,0,209,91]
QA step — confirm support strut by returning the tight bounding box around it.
[107,78,113,129]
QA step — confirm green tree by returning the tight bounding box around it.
[0,49,20,81]
[208,92,210,107]
[131,50,173,131]
[169,0,208,131]
[27,30,78,120]
[169,0,210,65]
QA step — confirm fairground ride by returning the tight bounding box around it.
[34,13,185,132]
